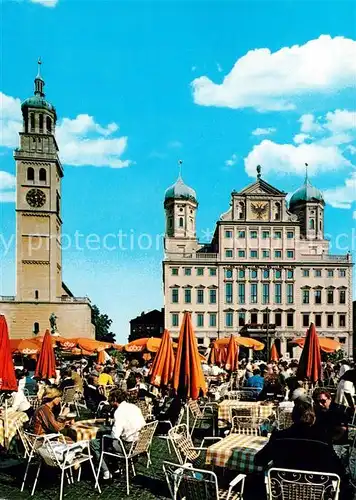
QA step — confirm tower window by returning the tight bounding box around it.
[35,290,39,299]
[39,113,44,132]
[179,217,184,227]
[309,219,315,229]
[168,218,173,228]
[30,114,35,131]
[46,116,52,133]
[275,202,281,220]
[33,322,40,334]
[27,167,35,181]
[39,168,47,182]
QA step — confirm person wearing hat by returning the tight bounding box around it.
[33,387,73,436]
[11,369,33,419]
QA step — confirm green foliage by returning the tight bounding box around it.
[324,349,346,364]
[91,304,116,343]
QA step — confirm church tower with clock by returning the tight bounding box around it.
[14,61,63,302]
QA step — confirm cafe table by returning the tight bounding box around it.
[206,433,268,473]
[69,419,111,442]
[218,400,275,428]
[0,409,29,449]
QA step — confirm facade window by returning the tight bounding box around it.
[339,269,346,278]
[287,231,294,239]
[275,313,282,327]
[328,270,334,278]
[209,289,217,304]
[302,269,310,277]
[314,269,322,277]
[39,168,47,182]
[30,113,35,131]
[274,283,282,304]
[184,267,191,276]
[238,283,245,304]
[179,217,184,227]
[225,283,233,303]
[250,283,258,304]
[171,314,179,327]
[238,250,245,258]
[275,269,282,279]
[274,250,282,258]
[197,289,204,304]
[46,116,52,133]
[225,250,233,258]
[286,313,294,327]
[225,269,233,279]
[238,230,245,238]
[250,250,258,258]
[209,313,217,327]
[196,313,204,327]
[263,269,270,279]
[262,250,270,258]
[262,283,270,304]
[339,314,346,328]
[250,269,258,279]
[286,283,294,304]
[339,290,346,304]
[225,312,233,327]
[238,269,245,279]
[274,231,282,239]
[225,230,233,238]
[33,322,40,334]
[327,289,334,304]
[172,288,179,303]
[27,167,35,181]
[238,312,245,326]
[287,270,294,279]
[315,314,322,327]
[197,267,204,276]
[275,202,281,220]
[251,313,258,324]
[287,250,294,259]
[314,290,322,304]
[35,290,39,299]
[250,231,258,239]
[39,113,44,131]
[209,268,217,276]
[302,289,310,304]
[171,268,178,276]
[197,338,204,345]
[263,312,270,324]
[327,315,334,328]
[262,231,270,239]
[184,289,191,304]
[302,314,310,327]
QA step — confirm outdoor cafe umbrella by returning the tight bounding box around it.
[270,342,279,362]
[215,336,264,351]
[297,323,322,384]
[225,334,239,372]
[172,312,206,401]
[0,315,17,392]
[291,336,341,354]
[150,329,175,387]
[97,350,106,364]
[34,329,56,381]
[9,338,40,356]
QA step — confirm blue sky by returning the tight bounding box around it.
[1,0,355,342]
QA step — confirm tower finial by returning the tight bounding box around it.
[305,162,309,182]
[256,165,261,180]
[34,58,45,97]
[178,159,183,179]
[37,57,42,78]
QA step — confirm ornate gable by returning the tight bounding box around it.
[237,178,286,197]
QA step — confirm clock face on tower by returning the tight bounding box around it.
[26,188,46,208]
[250,201,269,220]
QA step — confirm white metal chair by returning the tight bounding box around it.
[266,468,340,499]
[163,461,245,500]
[95,420,158,495]
[157,407,185,454]
[168,424,221,466]
[188,399,217,436]
[230,416,266,436]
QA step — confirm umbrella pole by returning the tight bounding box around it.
[5,398,9,449]
[186,401,189,432]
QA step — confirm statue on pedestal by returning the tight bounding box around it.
[49,313,58,335]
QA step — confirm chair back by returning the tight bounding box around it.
[136,400,152,421]
[231,416,264,436]
[168,424,199,464]
[276,408,293,430]
[188,399,203,418]
[163,461,219,500]
[62,386,76,405]
[267,468,340,500]
[130,420,158,458]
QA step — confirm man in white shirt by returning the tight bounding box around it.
[338,360,351,379]
[12,370,33,418]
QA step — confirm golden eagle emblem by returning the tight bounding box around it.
[251,202,268,219]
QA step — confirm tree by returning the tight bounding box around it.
[91,304,116,343]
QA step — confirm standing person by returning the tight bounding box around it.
[338,360,351,379]
[335,368,356,413]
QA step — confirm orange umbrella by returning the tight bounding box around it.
[270,342,279,362]
[34,329,56,381]
[208,344,219,365]
[225,334,239,372]
[125,337,178,353]
[0,315,17,391]
[9,338,40,355]
[150,329,175,387]
[76,338,112,352]
[297,323,322,383]
[291,337,341,354]
[172,312,206,400]
[97,350,106,364]
[215,336,264,351]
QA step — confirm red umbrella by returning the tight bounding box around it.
[225,334,239,372]
[270,342,279,362]
[0,315,17,391]
[297,323,322,383]
[150,329,175,387]
[34,329,56,381]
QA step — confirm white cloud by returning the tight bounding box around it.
[323,173,356,209]
[192,35,356,112]
[252,127,276,136]
[167,140,182,149]
[324,109,356,134]
[225,153,238,167]
[0,171,16,203]
[293,133,310,144]
[299,114,323,133]
[0,92,131,168]
[30,0,59,7]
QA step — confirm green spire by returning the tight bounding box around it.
[34,58,45,97]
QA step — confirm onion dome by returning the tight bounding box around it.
[164,175,197,203]
[289,172,324,210]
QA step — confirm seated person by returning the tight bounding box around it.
[71,365,84,393]
[11,369,34,419]
[245,369,264,393]
[33,387,73,436]
[335,368,356,413]
[92,389,145,480]
[258,373,285,401]
[98,366,114,387]
[131,373,149,399]
[154,390,183,433]
[313,388,348,444]
[59,368,74,391]
[84,375,106,413]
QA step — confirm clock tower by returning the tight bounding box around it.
[14,60,63,302]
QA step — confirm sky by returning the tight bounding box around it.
[0,0,355,342]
